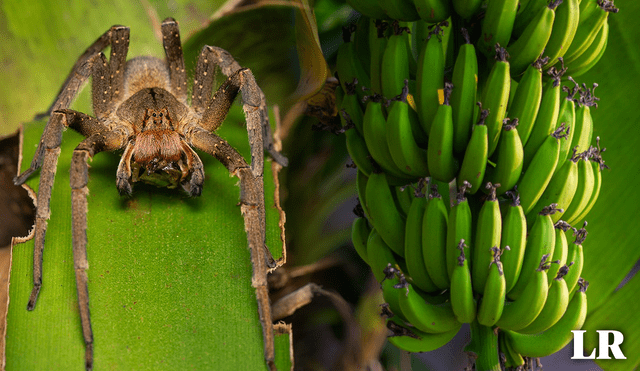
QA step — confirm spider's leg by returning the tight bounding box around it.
[188,129,276,369]
[37,25,129,119]
[57,110,108,138]
[180,143,205,197]
[92,52,113,120]
[191,46,218,113]
[192,45,288,167]
[70,131,127,371]
[200,68,244,132]
[161,18,188,104]
[22,111,66,310]
[19,107,107,309]
[116,141,135,196]
[107,26,130,104]
[15,52,108,186]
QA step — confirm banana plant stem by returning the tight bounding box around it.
[464,320,501,371]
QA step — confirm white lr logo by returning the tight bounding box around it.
[571,330,627,359]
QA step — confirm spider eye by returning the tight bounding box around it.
[159,113,163,117]
[152,113,157,117]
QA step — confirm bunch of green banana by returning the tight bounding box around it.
[332,4,617,364]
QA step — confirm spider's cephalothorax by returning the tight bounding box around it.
[115,78,206,194]
[15,18,284,371]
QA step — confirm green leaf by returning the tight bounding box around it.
[556,3,640,369]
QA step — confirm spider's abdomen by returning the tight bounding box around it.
[123,56,171,97]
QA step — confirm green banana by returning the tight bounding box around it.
[452,0,482,19]
[422,184,450,290]
[386,315,461,352]
[511,0,547,40]
[547,220,572,282]
[519,265,571,334]
[378,0,421,21]
[446,181,474,279]
[544,0,581,68]
[480,45,511,156]
[457,107,489,195]
[386,83,430,177]
[562,0,618,64]
[412,0,451,23]
[351,217,371,265]
[497,255,551,331]
[340,80,365,135]
[362,94,415,179]
[567,19,609,77]
[555,81,580,171]
[504,278,588,357]
[487,117,524,196]
[522,67,565,167]
[477,0,519,57]
[397,278,462,333]
[500,189,528,294]
[369,20,390,96]
[565,223,587,297]
[506,57,544,146]
[516,124,568,215]
[477,247,507,326]
[451,29,479,154]
[381,265,410,322]
[527,150,580,222]
[569,80,598,156]
[428,82,459,182]
[394,183,415,217]
[381,22,413,100]
[336,24,371,103]
[416,22,446,134]
[562,150,596,224]
[367,230,401,283]
[404,193,440,293]
[450,240,477,323]
[472,182,502,294]
[365,171,406,256]
[572,138,607,222]
[344,114,375,177]
[508,205,560,300]
[506,0,560,76]
[346,0,388,20]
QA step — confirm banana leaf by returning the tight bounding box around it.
[576,3,640,370]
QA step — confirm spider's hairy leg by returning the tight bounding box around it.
[188,129,275,368]
[15,53,107,187]
[180,144,205,196]
[200,68,245,133]
[161,17,188,104]
[116,141,135,196]
[21,112,66,310]
[107,26,130,104]
[34,25,129,120]
[237,165,276,371]
[70,131,128,371]
[192,45,288,167]
[92,52,113,120]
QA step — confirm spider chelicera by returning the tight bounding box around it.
[14,17,287,370]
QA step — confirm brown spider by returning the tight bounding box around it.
[14,18,286,370]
